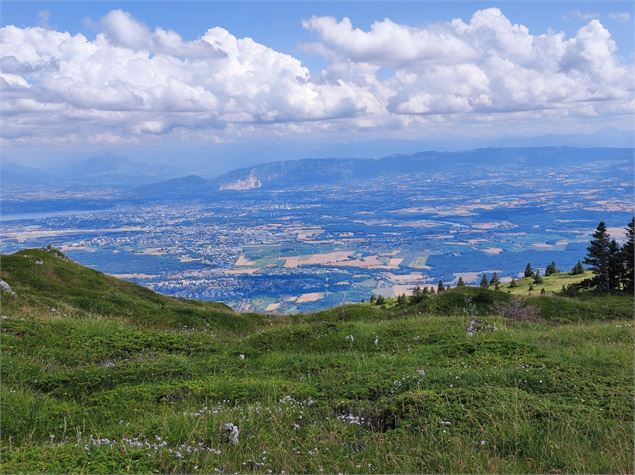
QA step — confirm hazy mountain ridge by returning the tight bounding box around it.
[3,147,632,194]
[204,147,634,193]
[1,153,182,188]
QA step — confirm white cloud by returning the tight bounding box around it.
[305,8,633,117]
[564,10,601,22]
[608,11,631,23]
[0,8,632,145]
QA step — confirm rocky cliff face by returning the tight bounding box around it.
[219,172,262,190]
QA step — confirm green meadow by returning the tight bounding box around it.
[1,249,633,473]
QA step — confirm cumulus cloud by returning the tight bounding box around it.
[305,8,633,116]
[0,8,632,144]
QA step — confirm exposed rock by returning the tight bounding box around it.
[219,172,261,191]
[467,319,498,336]
[222,423,240,445]
[0,280,14,295]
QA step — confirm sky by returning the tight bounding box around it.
[1,1,633,173]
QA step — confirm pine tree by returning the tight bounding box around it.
[570,260,585,275]
[540,288,546,295]
[490,272,500,288]
[437,280,445,292]
[509,278,517,288]
[524,263,534,278]
[376,295,385,306]
[533,269,543,284]
[622,218,634,292]
[456,276,465,287]
[369,294,376,304]
[479,274,489,289]
[608,239,623,291]
[584,221,611,292]
[545,261,558,276]
[409,285,423,304]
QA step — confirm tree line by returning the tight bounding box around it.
[366,217,633,306]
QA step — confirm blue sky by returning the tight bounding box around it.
[1,1,633,173]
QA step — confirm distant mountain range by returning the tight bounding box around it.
[1,153,181,188]
[133,147,634,196]
[2,147,632,193]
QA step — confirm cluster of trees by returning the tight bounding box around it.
[369,294,386,306]
[367,218,633,305]
[479,272,501,290]
[582,219,634,292]
[522,263,544,283]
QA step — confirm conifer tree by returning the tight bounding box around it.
[540,288,546,295]
[524,263,534,278]
[608,239,623,291]
[570,260,585,275]
[437,280,445,292]
[622,218,634,292]
[490,272,500,288]
[545,261,558,276]
[533,269,543,284]
[409,285,423,304]
[456,276,465,287]
[584,221,611,292]
[479,274,489,289]
[509,278,517,288]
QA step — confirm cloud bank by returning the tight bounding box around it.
[0,8,632,145]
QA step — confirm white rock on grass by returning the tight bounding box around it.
[222,423,240,445]
[0,280,14,295]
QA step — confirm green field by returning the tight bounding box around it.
[1,249,633,473]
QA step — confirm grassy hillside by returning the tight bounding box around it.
[502,270,592,295]
[0,247,263,333]
[1,249,633,474]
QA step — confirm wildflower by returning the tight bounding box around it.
[374,336,379,345]
[416,368,425,377]
[480,439,488,446]
[345,335,354,343]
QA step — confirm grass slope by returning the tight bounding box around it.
[502,271,591,295]
[0,248,262,333]
[1,249,633,474]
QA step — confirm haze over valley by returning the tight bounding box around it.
[2,147,631,313]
